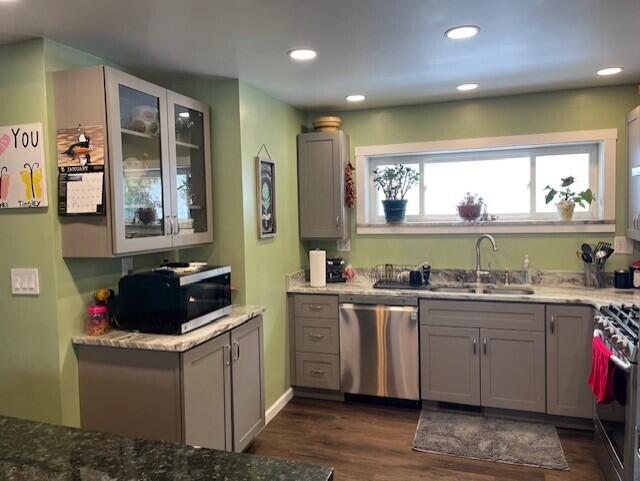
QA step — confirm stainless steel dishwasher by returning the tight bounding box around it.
[339,295,419,400]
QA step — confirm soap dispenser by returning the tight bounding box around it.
[523,254,531,285]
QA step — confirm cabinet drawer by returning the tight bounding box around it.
[295,318,339,354]
[294,295,338,319]
[295,353,340,390]
[420,300,545,332]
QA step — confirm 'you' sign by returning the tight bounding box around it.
[0,123,48,208]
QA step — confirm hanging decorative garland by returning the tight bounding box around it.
[345,160,356,208]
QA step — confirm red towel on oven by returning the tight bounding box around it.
[588,336,615,404]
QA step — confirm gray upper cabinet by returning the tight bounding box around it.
[54,65,213,257]
[480,328,546,413]
[297,131,350,240]
[182,332,232,451]
[230,316,265,452]
[420,326,480,405]
[546,305,594,418]
[627,106,640,241]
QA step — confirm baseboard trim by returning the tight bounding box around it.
[266,387,294,425]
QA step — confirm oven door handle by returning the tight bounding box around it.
[610,354,632,373]
[593,329,632,373]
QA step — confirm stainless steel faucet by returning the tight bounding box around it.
[475,234,498,283]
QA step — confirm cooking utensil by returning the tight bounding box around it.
[581,252,593,264]
[581,243,593,255]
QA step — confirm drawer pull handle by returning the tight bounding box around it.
[308,305,324,312]
[309,333,325,340]
[483,338,487,356]
[472,338,477,355]
[550,315,555,334]
[309,369,325,376]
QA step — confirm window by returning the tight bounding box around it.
[368,144,598,223]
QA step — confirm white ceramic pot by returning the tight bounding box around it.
[556,200,575,221]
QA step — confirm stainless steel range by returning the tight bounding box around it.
[594,304,640,481]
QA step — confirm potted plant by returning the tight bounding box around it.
[373,164,420,223]
[457,192,484,221]
[544,176,595,221]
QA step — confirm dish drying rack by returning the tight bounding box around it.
[370,264,429,289]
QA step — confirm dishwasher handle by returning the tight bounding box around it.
[340,302,418,320]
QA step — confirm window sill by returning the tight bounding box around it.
[356,219,616,235]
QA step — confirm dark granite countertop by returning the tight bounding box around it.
[0,416,333,481]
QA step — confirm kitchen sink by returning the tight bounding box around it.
[428,284,535,295]
[428,286,478,293]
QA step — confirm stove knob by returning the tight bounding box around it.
[596,318,608,329]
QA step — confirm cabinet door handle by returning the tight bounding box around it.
[336,215,340,230]
[165,216,173,235]
[232,341,240,362]
[483,338,487,355]
[309,369,325,376]
[309,333,325,340]
[308,305,324,312]
[224,345,231,366]
[173,216,180,234]
[635,213,639,231]
[550,315,555,334]
[472,338,477,355]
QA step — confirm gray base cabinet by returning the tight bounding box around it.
[546,305,594,418]
[420,326,480,405]
[291,294,341,391]
[420,300,546,413]
[628,105,640,240]
[480,328,545,413]
[78,315,264,453]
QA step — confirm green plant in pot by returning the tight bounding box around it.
[457,192,484,221]
[544,176,595,221]
[373,164,420,223]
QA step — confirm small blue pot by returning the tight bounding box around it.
[382,199,408,223]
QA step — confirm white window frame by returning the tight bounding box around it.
[356,130,617,235]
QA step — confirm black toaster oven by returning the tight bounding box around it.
[116,265,232,334]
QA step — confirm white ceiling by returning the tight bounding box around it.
[1,0,639,110]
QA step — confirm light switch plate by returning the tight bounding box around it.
[121,257,134,276]
[614,236,634,255]
[11,268,40,295]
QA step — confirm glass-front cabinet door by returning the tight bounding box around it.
[105,67,172,254]
[167,92,213,247]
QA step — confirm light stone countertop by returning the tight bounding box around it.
[72,305,266,352]
[287,276,640,309]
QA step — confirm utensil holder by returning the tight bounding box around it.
[584,262,607,288]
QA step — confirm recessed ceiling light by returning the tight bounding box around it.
[346,94,365,103]
[457,83,478,91]
[445,25,480,40]
[287,49,317,61]
[597,67,623,76]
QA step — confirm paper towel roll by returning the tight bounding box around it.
[309,249,326,287]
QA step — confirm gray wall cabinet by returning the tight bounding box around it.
[297,132,350,240]
[628,105,640,241]
[54,65,213,257]
[546,305,594,418]
[420,326,480,405]
[78,315,264,452]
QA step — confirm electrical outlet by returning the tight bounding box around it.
[121,257,134,276]
[11,268,39,295]
[614,236,634,255]
[337,239,351,252]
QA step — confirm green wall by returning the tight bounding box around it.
[308,85,640,271]
[238,82,304,408]
[0,39,62,423]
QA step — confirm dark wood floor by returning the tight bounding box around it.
[248,397,605,481]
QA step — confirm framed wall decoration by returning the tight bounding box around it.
[0,122,48,209]
[257,156,276,238]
